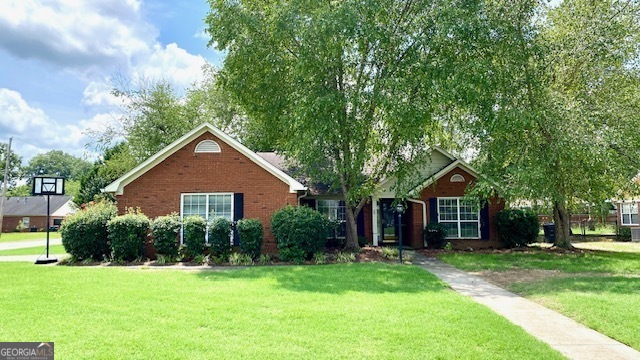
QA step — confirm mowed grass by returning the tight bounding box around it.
[439,250,640,351]
[0,263,562,359]
[0,232,61,242]
[574,241,640,253]
[0,244,67,256]
[439,250,640,273]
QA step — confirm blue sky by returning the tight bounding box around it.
[0,0,225,163]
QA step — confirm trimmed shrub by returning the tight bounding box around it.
[496,209,540,248]
[107,209,150,261]
[618,227,632,242]
[237,218,263,259]
[150,213,181,257]
[183,216,206,258]
[271,205,329,263]
[423,223,448,249]
[209,217,232,259]
[61,201,117,261]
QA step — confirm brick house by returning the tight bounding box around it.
[104,123,504,253]
[1,196,75,232]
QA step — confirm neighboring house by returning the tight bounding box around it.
[1,196,75,232]
[103,123,504,255]
[615,199,640,228]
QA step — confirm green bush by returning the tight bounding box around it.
[183,216,207,258]
[423,223,448,249]
[209,217,232,259]
[150,213,181,257]
[229,252,254,266]
[271,205,329,263]
[496,209,540,248]
[237,218,263,259]
[61,201,117,261]
[618,227,632,242]
[107,210,150,261]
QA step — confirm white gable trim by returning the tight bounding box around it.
[377,147,457,190]
[409,160,480,196]
[103,123,307,195]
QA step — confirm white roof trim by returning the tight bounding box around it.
[103,123,307,195]
[377,147,457,189]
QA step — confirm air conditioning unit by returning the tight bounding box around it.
[631,228,640,242]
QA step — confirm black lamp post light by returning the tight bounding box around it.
[396,202,405,264]
[32,176,65,265]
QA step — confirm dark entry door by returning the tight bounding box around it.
[380,199,405,244]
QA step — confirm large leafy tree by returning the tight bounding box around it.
[0,143,22,188]
[206,0,511,250]
[459,0,640,248]
[24,150,91,181]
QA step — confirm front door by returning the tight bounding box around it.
[380,199,400,244]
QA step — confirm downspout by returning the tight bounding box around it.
[297,190,309,206]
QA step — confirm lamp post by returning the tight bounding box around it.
[396,203,404,264]
[32,176,65,265]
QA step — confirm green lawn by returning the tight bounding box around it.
[0,232,61,243]
[574,241,640,253]
[0,244,67,256]
[439,250,640,351]
[0,263,562,359]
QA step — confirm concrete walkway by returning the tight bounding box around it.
[413,254,640,360]
[0,254,69,262]
[0,238,62,251]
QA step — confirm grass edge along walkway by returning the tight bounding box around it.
[413,254,640,360]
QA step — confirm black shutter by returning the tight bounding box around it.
[300,198,316,209]
[429,198,438,224]
[233,193,244,246]
[480,204,490,240]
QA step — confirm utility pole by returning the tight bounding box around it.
[0,137,13,240]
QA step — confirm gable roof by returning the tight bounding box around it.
[1,196,74,217]
[408,159,480,196]
[103,123,307,195]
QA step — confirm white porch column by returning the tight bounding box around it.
[372,196,379,246]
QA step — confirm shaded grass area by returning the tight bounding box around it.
[511,276,640,351]
[439,251,640,351]
[0,263,562,359]
[0,244,67,256]
[439,250,640,274]
[0,232,61,243]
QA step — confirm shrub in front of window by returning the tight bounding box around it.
[237,218,263,259]
[150,213,181,258]
[61,201,117,261]
[618,227,632,242]
[183,216,207,258]
[107,209,150,261]
[423,223,448,249]
[495,209,540,248]
[271,205,329,263]
[209,217,232,259]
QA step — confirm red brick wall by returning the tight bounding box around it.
[115,133,298,254]
[2,216,63,232]
[362,202,373,244]
[418,167,505,249]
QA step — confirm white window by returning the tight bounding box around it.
[438,197,480,239]
[22,217,30,227]
[317,200,346,238]
[181,193,233,243]
[621,203,639,225]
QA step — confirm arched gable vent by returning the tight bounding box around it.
[195,140,221,153]
[450,174,465,183]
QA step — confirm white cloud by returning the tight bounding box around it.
[131,43,208,90]
[0,88,113,161]
[0,0,153,75]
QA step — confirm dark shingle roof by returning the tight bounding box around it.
[1,196,73,216]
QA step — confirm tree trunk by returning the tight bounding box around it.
[343,205,360,251]
[553,200,573,249]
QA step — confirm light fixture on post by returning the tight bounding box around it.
[396,202,405,264]
[32,176,65,265]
